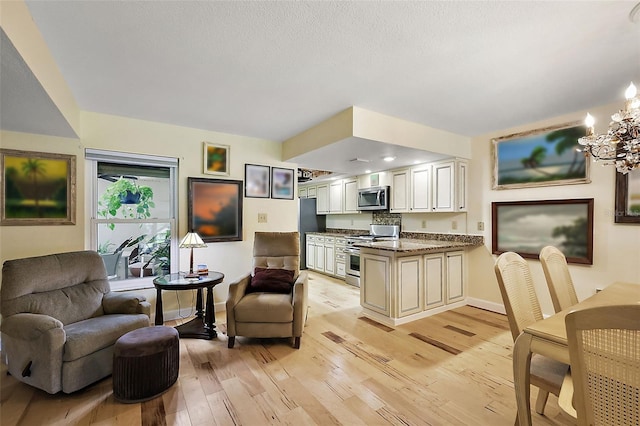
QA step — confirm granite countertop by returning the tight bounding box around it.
[353,239,477,253]
[305,230,483,253]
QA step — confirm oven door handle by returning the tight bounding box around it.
[344,248,361,254]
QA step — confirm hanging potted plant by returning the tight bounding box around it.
[97,177,155,230]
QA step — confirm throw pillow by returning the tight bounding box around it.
[248,267,294,293]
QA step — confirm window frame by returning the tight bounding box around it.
[86,149,179,291]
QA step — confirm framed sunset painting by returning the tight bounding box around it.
[187,177,243,242]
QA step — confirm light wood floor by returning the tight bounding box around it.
[1,272,573,426]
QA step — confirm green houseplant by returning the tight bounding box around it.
[97,178,155,230]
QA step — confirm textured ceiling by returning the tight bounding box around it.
[4,1,640,146]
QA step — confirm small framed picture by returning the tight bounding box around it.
[244,164,270,198]
[271,167,294,200]
[203,142,230,176]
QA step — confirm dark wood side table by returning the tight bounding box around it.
[153,272,224,340]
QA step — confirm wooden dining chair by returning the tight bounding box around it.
[560,304,640,426]
[539,246,579,313]
[494,252,569,419]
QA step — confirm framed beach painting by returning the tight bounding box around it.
[492,122,590,190]
[1,149,76,225]
[203,142,230,176]
[492,198,594,264]
[615,168,640,223]
[187,177,243,242]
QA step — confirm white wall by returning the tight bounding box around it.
[0,111,299,315]
[465,102,640,316]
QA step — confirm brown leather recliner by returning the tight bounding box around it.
[225,232,308,349]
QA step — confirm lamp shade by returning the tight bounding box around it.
[179,232,207,248]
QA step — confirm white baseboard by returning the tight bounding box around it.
[466,297,506,315]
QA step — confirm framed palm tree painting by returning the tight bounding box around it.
[491,121,590,190]
[1,149,76,225]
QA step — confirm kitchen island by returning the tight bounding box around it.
[354,234,483,326]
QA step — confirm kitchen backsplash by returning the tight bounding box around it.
[372,211,401,226]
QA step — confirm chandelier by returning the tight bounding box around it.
[578,82,640,174]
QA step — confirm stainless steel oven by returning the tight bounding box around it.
[344,245,361,287]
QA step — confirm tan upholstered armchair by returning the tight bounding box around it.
[1,251,150,394]
[226,232,308,349]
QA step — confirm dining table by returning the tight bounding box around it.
[512,281,640,426]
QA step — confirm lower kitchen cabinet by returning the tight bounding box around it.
[446,251,464,303]
[305,234,347,280]
[397,256,423,316]
[360,249,466,324]
[424,253,445,309]
[360,253,390,316]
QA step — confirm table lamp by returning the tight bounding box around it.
[179,231,207,278]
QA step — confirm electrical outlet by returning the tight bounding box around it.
[257,213,267,223]
[477,221,484,231]
[451,220,457,230]
[421,220,426,228]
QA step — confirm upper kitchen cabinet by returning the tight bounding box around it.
[343,178,358,213]
[316,184,329,214]
[389,158,468,214]
[431,159,468,212]
[329,181,343,213]
[390,168,410,213]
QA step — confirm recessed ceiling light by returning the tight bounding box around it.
[413,160,421,164]
[383,156,396,162]
[365,169,372,173]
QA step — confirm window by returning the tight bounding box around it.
[86,149,178,291]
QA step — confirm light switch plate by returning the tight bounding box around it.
[258,213,267,223]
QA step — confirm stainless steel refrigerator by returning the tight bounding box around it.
[298,198,326,269]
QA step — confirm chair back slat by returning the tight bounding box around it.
[540,246,579,313]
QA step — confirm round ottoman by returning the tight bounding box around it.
[113,326,179,403]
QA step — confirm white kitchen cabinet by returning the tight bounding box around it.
[299,186,308,198]
[390,168,410,212]
[410,165,431,212]
[307,186,317,198]
[305,235,315,269]
[343,179,358,213]
[397,256,424,317]
[315,184,329,214]
[360,253,391,316]
[423,253,445,309]
[334,237,346,278]
[432,161,454,211]
[446,251,465,303]
[329,182,343,213]
[324,236,335,275]
[315,235,325,271]
[431,159,469,212]
[457,160,468,212]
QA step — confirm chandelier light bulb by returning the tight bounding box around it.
[584,113,595,128]
[625,82,637,100]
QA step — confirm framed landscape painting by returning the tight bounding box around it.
[492,198,594,264]
[492,122,590,190]
[1,149,76,225]
[615,168,640,223]
[187,177,243,242]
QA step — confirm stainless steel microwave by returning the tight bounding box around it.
[357,186,389,211]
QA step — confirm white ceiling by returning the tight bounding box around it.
[2,1,640,176]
